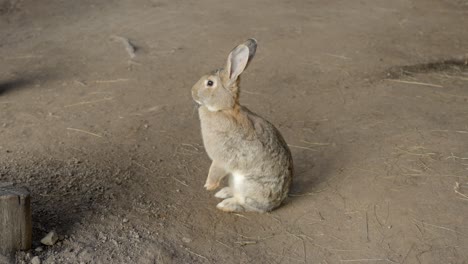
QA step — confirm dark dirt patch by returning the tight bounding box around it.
[385,56,468,79]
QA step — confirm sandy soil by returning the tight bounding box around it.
[1,0,468,263]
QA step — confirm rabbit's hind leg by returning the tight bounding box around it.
[216,197,244,212]
[240,178,278,213]
[215,187,233,199]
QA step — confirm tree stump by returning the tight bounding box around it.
[0,185,32,256]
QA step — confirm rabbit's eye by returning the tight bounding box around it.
[207,80,214,87]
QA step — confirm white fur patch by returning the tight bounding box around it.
[206,105,218,112]
[231,172,245,203]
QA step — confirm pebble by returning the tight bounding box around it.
[122,218,129,223]
[41,231,59,246]
[31,256,41,264]
[129,230,140,239]
[35,247,43,252]
[182,237,192,243]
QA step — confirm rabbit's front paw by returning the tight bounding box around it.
[204,181,219,191]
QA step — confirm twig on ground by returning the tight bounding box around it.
[384,79,443,88]
[325,53,351,60]
[74,80,87,86]
[64,97,113,107]
[413,218,468,237]
[366,211,370,242]
[401,243,415,264]
[215,240,233,249]
[340,258,398,263]
[394,147,436,157]
[374,204,385,228]
[435,73,468,81]
[301,235,307,263]
[288,144,319,151]
[454,182,468,199]
[233,213,249,219]
[172,176,189,187]
[432,129,468,134]
[242,89,263,95]
[234,241,257,246]
[301,140,330,146]
[132,161,156,174]
[184,247,209,262]
[95,79,131,83]
[66,127,103,138]
[446,153,468,161]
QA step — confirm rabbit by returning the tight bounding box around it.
[191,38,293,213]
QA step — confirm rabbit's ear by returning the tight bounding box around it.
[225,39,257,84]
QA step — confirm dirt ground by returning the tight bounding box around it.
[1,0,468,263]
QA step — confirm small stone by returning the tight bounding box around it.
[98,232,107,242]
[35,247,43,252]
[122,218,129,223]
[31,256,41,264]
[41,231,59,246]
[387,225,392,229]
[182,237,192,243]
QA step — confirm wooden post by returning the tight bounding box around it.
[0,185,32,256]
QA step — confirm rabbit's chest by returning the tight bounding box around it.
[200,123,241,157]
[199,107,257,162]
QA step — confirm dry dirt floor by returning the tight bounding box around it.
[1,0,468,263]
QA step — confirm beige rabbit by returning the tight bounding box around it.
[191,39,293,212]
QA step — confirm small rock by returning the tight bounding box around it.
[182,237,192,243]
[122,218,129,223]
[35,247,43,252]
[41,231,58,246]
[31,256,41,264]
[129,230,140,239]
[98,232,107,242]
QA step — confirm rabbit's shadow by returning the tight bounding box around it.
[289,147,345,197]
[0,71,55,96]
[0,78,33,95]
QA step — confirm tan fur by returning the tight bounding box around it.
[191,39,293,213]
